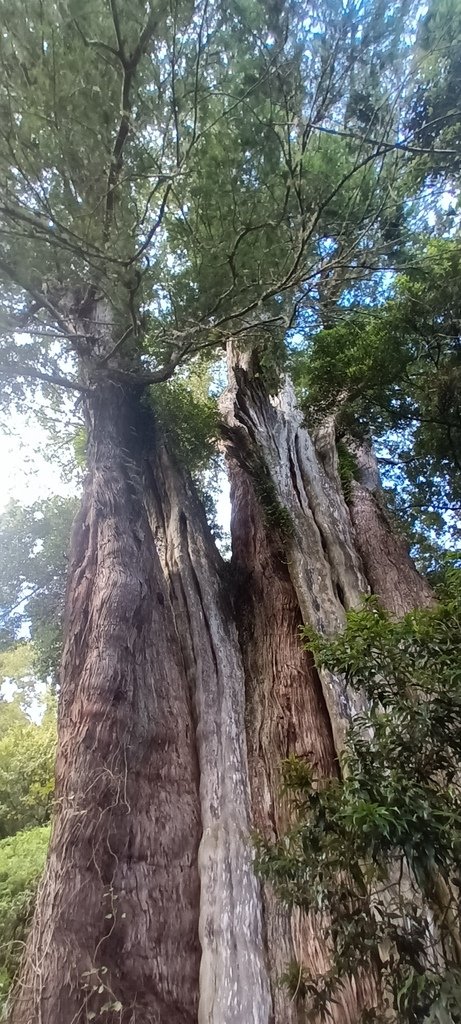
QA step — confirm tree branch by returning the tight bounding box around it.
[0,362,89,393]
[104,9,159,238]
[304,120,459,158]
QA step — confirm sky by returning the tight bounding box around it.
[0,413,76,511]
[0,405,232,532]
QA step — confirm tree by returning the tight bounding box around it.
[0,698,56,839]
[0,826,50,1013]
[0,0,459,1022]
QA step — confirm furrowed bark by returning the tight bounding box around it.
[228,455,337,1024]
[146,440,272,1024]
[220,351,368,750]
[9,383,201,1024]
[346,440,435,616]
[220,350,378,1022]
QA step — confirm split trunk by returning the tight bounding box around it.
[10,345,434,1023]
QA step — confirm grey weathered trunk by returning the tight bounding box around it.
[146,440,271,1024]
[345,439,434,616]
[220,351,368,746]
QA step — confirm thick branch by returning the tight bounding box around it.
[0,361,89,393]
[104,10,159,236]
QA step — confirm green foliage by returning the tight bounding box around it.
[336,442,360,501]
[292,238,461,559]
[0,496,77,680]
[72,426,88,469]
[0,697,56,839]
[0,825,50,1011]
[256,567,461,1022]
[252,460,294,538]
[0,686,55,1009]
[409,0,461,180]
[0,0,437,406]
[151,372,219,476]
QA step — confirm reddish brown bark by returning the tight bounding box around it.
[229,456,336,1024]
[221,354,379,1022]
[347,442,434,617]
[228,455,379,1024]
[9,385,201,1024]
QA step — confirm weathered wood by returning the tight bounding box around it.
[147,441,271,1024]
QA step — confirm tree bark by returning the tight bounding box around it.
[220,351,368,751]
[220,351,379,1022]
[146,440,272,1024]
[346,440,435,616]
[9,309,437,1024]
[9,384,201,1024]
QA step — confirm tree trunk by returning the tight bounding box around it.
[146,439,272,1024]
[9,320,437,1023]
[220,351,379,1022]
[9,383,201,1024]
[345,440,434,616]
[220,351,368,750]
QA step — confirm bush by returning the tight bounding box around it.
[0,825,50,1012]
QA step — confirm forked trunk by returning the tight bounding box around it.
[220,351,379,1022]
[10,337,437,1023]
[9,384,201,1024]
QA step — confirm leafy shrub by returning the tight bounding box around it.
[0,825,50,1013]
[0,701,56,839]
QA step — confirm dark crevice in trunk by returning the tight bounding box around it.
[288,442,304,510]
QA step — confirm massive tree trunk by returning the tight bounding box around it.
[220,350,380,1022]
[10,383,201,1024]
[146,439,271,1024]
[10,331,437,1023]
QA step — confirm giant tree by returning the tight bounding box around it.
[0,1,458,1022]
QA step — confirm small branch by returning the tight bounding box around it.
[109,0,125,59]
[104,8,158,237]
[0,257,79,343]
[303,120,459,158]
[73,19,120,61]
[128,182,173,263]
[98,325,134,366]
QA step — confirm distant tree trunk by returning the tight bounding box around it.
[10,382,201,1024]
[345,439,434,616]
